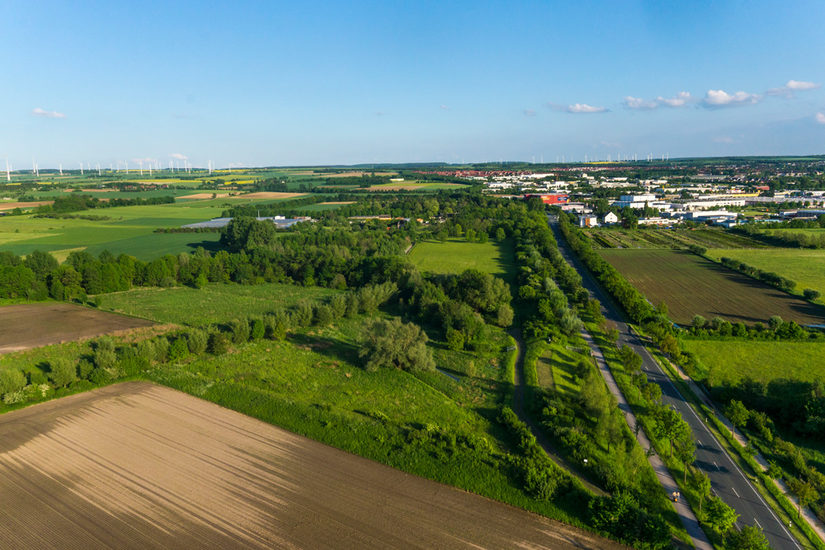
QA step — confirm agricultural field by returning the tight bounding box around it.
[598,249,825,325]
[681,339,825,387]
[0,303,153,354]
[97,283,339,326]
[0,382,615,549]
[368,182,468,191]
[409,239,515,279]
[0,196,307,259]
[585,227,763,250]
[706,248,825,303]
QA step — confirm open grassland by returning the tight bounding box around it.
[707,248,825,302]
[586,227,763,249]
[0,196,308,258]
[409,239,515,280]
[598,249,825,325]
[0,382,616,550]
[680,339,825,385]
[0,303,153,354]
[98,283,339,326]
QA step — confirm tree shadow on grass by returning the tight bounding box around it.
[287,332,360,366]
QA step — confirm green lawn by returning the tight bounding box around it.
[681,339,825,385]
[97,283,339,326]
[707,248,825,303]
[409,239,515,280]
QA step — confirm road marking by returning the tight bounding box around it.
[731,487,739,498]
[755,518,762,528]
[713,461,719,471]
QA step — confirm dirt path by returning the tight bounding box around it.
[0,382,625,549]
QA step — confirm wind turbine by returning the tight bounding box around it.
[139,160,144,176]
[59,163,63,176]
[80,162,84,175]
[5,159,10,182]
[97,163,101,176]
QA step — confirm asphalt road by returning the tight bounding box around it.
[549,216,800,550]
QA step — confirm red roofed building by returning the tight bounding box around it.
[524,193,569,204]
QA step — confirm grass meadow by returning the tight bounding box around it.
[680,339,825,385]
[707,248,825,303]
[598,248,825,325]
[409,238,516,280]
[98,283,339,326]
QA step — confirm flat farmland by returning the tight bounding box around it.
[0,303,153,353]
[707,248,825,303]
[0,382,620,549]
[598,249,825,325]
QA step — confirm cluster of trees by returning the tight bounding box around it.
[34,194,175,215]
[719,257,796,293]
[559,214,658,325]
[723,398,825,523]
[360,318,434,373]
[687,314,817,341]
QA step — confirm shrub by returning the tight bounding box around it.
[313,304,334,326]
[94,338,117,370]
[48,358,76,388]
[0,368,27,395]
[208,332,230,355]
[228,319,250,344]
[250,318,265,340]
[28,369,48,385]
[168,337,190,362]
[77,359,94,380]
[118,347,149,376]
[186,329,208,355]
[446,328,465,351]
[803,288,821,302]
[360,318,435,372]
[152,337,170,363]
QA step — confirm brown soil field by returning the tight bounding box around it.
[63,188,116,193]
[0,201,52,211]
[235,192,308,199]
[368,183,465,191]
[177,192,230,200]
[599,249,825,325]
[0,382,624,549]
[0,303,154,354]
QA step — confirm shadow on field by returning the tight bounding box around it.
[287,333,360,365]
[186,239,224,253]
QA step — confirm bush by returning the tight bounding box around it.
[263,314,287,340]
[186,329,208,355]
[89,367,112,385]
[313,304,334,326]
[168,337,190,362]
[446,327,465,351]
[803,288,821,302]
[360,318,435,372]
[208,331,230,354]
[228,319,251,344]
[118,347,149,376]
[0,368,26,395]
[152,337,170,362]
[250,318,265,340]
[48,358,76,388]
[77,359,94,380]
[28,369,48,385]
[94,338,117,370]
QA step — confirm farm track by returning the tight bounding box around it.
[551,216,802,550]
[0,382,625,549]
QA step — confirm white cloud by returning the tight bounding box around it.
[787,80,819,91]
[623,96,658,110]
[439,104,449,110]
[566,103,607,113]
[170,153,188,160]
[624,92,691,110]
[816,112,825,125]
[767,79,821,97]
[32,107,66,118]
[657,91,691,107]
[523,109,537,117]
[701,89,760,108]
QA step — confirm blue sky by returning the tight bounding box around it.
[2,0,824,167]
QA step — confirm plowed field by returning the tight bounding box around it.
[0,382,622,549]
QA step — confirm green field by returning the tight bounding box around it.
[585,228,762,250]
[598,249,825,325]
[707,248,825,303]
[681,339,825,386]
[409,239,515,279]
[97,283,339,326]
[0,197,303,259]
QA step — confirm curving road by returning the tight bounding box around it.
[549,216,801,550]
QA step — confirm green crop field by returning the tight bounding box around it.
[598,249,825,326]
[680,339,825,386]
[585,228,762,250]
[97,283,339,326]
[409,239,515,280]
[707,248,825,303]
